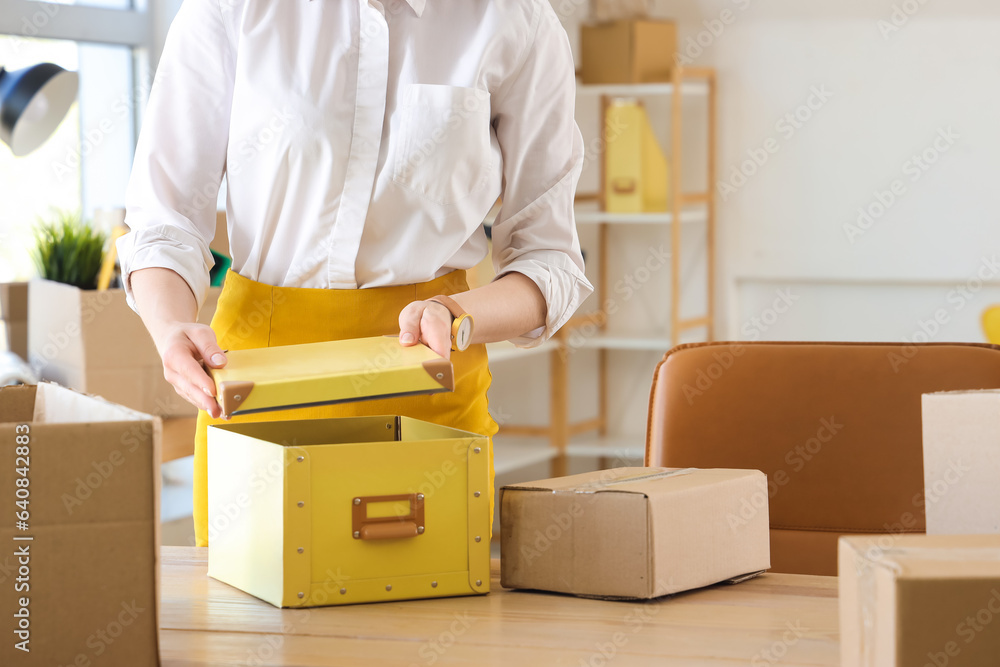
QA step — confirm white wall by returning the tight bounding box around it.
[649,0,1000,342]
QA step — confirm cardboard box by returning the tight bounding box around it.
[207,415,491,607]
[499,467,771,599]
[0,382,160,666]
[839,534,1000,667]
[1,282,28,360]
[28,280,221,418]
[580,20,677,85]
[162,416,197,462]
[922,390,1000,535]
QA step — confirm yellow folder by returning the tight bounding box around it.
[604,99,670,212]
[208,336,453,417]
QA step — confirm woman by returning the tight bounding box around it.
[118,0,592,547]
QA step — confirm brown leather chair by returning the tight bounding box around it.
[645,341,1000,576]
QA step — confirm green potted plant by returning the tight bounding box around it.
[30,209,108,290]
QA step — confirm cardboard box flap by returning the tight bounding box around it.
[31,382,156,424]
[0,384,36,423]
[924,388,1000,397]
[503,466,687,493]
[504,466,765,497]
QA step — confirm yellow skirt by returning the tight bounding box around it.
[193,270,498,547]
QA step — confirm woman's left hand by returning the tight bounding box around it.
[398,300,453,359]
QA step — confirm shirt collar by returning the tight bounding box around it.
[404,0,425,17]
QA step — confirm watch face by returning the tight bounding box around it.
[455,316,473,351]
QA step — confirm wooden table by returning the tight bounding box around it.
[160,547,840,666]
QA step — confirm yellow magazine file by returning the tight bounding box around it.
[604,99,670,213]
[207,415,491,607]
[208,335,453,417]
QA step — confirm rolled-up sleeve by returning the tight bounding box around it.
[489,3,594,348]
[117,0,235,313]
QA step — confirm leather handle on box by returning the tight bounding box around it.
[360,522,419,540]
[611,177,637,194]
[351,493,425,540]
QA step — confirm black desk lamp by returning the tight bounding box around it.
[0,62,79,156]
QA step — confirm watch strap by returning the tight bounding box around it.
[427,295,466,320]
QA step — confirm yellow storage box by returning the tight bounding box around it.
[208,335,453,417]
[207,415,491,607]
[604,99,670,213]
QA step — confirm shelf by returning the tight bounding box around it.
[566,433,646,462]
[576,82,710,97]
[486,341,553,364]
[574,203,708,226]
[492,437,558,477]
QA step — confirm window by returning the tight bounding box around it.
[0,0,151,281]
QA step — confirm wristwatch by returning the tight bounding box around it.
[427,295,474,352]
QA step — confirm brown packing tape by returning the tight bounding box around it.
[571,467,697,492]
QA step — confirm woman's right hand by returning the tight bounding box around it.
[129,267,228,420]
[157,322,228,419]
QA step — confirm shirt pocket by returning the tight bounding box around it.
[393,84,493,206]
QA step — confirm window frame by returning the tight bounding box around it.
[0,0,156,216]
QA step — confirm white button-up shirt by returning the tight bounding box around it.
[118,0,592,347]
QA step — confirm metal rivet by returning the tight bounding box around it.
[473,447,481,454]
[340,588,347,595]
[297,501,304,507]
[353,531,360,539]
[297,547,304,554]
[474,491,481,498]
[354,498,361,505]
[297,456,304,462]
[233,394,242,401]
[417,493,424,501]
[417,526,425,534]
[436,373,444,379]
[386,584,392,591]
[431,581,438,588]
[475,536,481,542]
[297,592,305,599]
[475,579,482,587]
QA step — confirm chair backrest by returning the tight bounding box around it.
[645,341,1000,575]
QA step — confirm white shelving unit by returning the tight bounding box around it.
[487,66,717,483]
